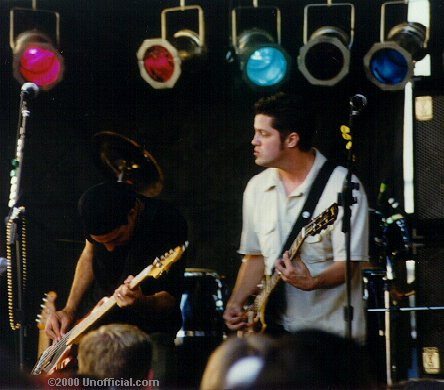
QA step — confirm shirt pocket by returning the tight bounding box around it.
[300,232,331,264]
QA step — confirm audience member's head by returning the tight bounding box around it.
[236,329,378,390]
[401,379,444,389]
[200,333,275,390]
[77,324,152,381]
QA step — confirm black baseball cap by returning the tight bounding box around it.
[78,181,137,235]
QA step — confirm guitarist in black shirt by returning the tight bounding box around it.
[45,181,188,386]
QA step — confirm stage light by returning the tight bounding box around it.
[298,3,354,86]
[231,6,290,89]
[137,39,182,89]
[363,2,427,91]
[237,29,290,88]
[10,8,64,91]
[137,5,205,89]
[12,31,64,90]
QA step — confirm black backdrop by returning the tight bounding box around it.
[0,0,440,369]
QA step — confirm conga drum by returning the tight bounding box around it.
[176,268,228,387]
[177,268,226,340]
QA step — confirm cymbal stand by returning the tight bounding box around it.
[384,256,395,387]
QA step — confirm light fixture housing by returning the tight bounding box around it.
[237,28,290,88]
[364,21,427,90]
[137,39,182,89]
[10,8,64,91]
[137,5,205,89]
[297,3,354,86]
[231,6,291,89]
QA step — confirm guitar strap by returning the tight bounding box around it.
[279,159,336,256]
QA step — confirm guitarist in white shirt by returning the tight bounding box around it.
[45,181,188,386]
[223,92,370,344]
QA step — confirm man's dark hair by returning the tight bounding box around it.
[254,92,315,151]
[78,181,137,235]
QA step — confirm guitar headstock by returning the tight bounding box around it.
[306,203,339,237]
[137,242,189,283]
[35,291,57,330]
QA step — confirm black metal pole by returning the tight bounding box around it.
[340,94,367,340]
[5,83,39,371]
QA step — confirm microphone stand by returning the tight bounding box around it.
[5,86,37,371]
[339,95,366,340]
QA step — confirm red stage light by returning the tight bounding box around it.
[18,44,63,87]
[13,32,64,91]
[137,39,181,89]
[143,45,176,83]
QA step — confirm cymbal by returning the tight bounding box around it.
[92,131,164,197]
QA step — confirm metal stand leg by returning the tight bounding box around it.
[384,279,393,387]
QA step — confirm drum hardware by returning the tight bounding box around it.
[92,131,164,197]
[365,271,444,388]
[367,189,419,386]
[176,268,227,343]
[363,269,394,385]
[175,268,228,388]
[368,307,444,313]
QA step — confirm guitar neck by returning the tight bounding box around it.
[257,230,306,305]
[287,231,305,261]
[66,259,154,344]
[66,244,185,344]
[67,295,117,344]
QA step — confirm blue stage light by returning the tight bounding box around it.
[244,45,289,87]
[364,22,426,91]
[369,46,408,85]
[237,29,290,89]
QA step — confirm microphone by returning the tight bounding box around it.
[350,94,367,114]
[21,83,39,99]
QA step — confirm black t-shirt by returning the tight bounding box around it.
[81,196,188,335]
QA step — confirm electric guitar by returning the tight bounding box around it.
[31,242,188,375]
[35,291,57,358]
[242,204,339,335]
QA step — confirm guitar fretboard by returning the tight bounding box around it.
[255,230,307,311]
[253,204,338,315]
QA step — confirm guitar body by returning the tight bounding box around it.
[245,275,281,335]
[36,291,57,358]
[32,298,109,375]
[240,204,338,336]
[31,243,187,376]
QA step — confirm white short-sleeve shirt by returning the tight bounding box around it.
[239,150,369,342]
